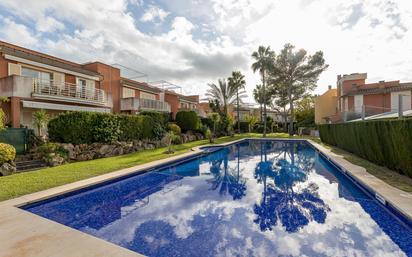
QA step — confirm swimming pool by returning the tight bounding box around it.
[23,140,412,257]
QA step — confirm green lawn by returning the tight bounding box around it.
[1,132,411,202]
[0,133,288,201]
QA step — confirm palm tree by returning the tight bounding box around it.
[206,79,238,116]
[33,109,49,138]
[228,71,246,134]
[253,84,271,122]
[252,46,275,137]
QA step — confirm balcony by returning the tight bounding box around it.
[121,97,171,112]
[32,79,108,106]
[0,75,111,107]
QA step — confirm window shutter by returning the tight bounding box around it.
[8,63,21,76]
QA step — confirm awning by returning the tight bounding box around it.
[22,100,111,113]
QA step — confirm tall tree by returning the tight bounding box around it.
[252,46,275,137]
[269,44,328,135]
[206,78,238,116]
[253,84,271,122]
[228,71,246,134]
[269,82,289,132]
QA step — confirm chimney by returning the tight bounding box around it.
[379,80,385,83]
[328,85,332,90]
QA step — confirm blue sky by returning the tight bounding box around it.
[0,0,411,102]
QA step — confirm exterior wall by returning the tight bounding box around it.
[83,62,121,112]
[363,94,390,113]
[164,93,179,119]
[314,89,337,124]
[0,54,8,78]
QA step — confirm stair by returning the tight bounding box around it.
[16,159,48,172]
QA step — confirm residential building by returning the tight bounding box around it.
[314,85,337,124]
[119,78,170,114]
[0,41,200,130]
[326,73,412,122]
[0,42,112,130]
[164,90,200,119]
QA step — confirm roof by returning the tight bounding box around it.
[344,83,412,96]
[0,42,101,77]
[120,78,162,94]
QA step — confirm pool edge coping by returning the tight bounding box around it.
[0,137,411,257]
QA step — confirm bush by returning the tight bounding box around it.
[118,115,143,141]
[318,119,412,178]
[37,142,69,161]
[140,111,169,127]
[176,110,200,132]
[167,123,181,135]
[0,143,15,164]
[92,113,121,143]
[48,111,166,143]
[200,117,213,130]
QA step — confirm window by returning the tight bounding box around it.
[123,87,135,98]
[140,92,156,100]
[22,67,53,84]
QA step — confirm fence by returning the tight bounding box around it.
[342,94,412,122]
[0,128,33,154]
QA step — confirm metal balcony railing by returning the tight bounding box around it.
[121,97,171,112]
[32,79,108,105]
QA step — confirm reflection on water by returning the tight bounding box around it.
[25,140,412,257]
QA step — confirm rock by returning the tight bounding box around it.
[60,143,75,159]
[97,144,116,157]
[0,162,16,176]
[76,152,94,161]
[49,155,65,167]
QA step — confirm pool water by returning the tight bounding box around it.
[23,140,412,257]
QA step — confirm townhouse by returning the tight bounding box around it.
[317,73,412,123]
[0,41,200,129]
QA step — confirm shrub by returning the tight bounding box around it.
[37,142,69,161]
[176,110,200,132]
[0,143,15,164]
[92,113,121,143]
[318,119,412,178]
[200,117,213,130]
[140,111,169,127]
[118,115,143,141]
[167,123,181,135]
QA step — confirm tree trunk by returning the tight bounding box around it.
[288,84,294,136]
[237,90,240,134]
[262,71,267,138]
[260,104,263,122]
[283,106,288,132]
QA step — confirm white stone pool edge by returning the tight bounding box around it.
[0,138,411,257]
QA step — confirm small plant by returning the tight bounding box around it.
[0,97,10,130]
[163,131,180,154]
[33,109,50,138]
[167,123,181,135]
[244,115,258,133]
[0,143,16,164]
[209,112,220,140]
[205,128,213,143]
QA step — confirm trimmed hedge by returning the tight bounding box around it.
[318,119,412,178]
[48,111,165,144]
[176,110,200,132]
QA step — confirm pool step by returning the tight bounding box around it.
[16,159,48,171]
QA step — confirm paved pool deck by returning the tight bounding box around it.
[0,138,411,257]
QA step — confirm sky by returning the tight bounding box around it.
[0,0,411,103]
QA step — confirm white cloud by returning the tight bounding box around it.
[140,5,169,23]
[0,17,38,47]
[0,0,412,101]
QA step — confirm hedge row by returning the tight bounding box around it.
[48,112,165,144]
[176,110,200,132]
[318,119,412,178]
